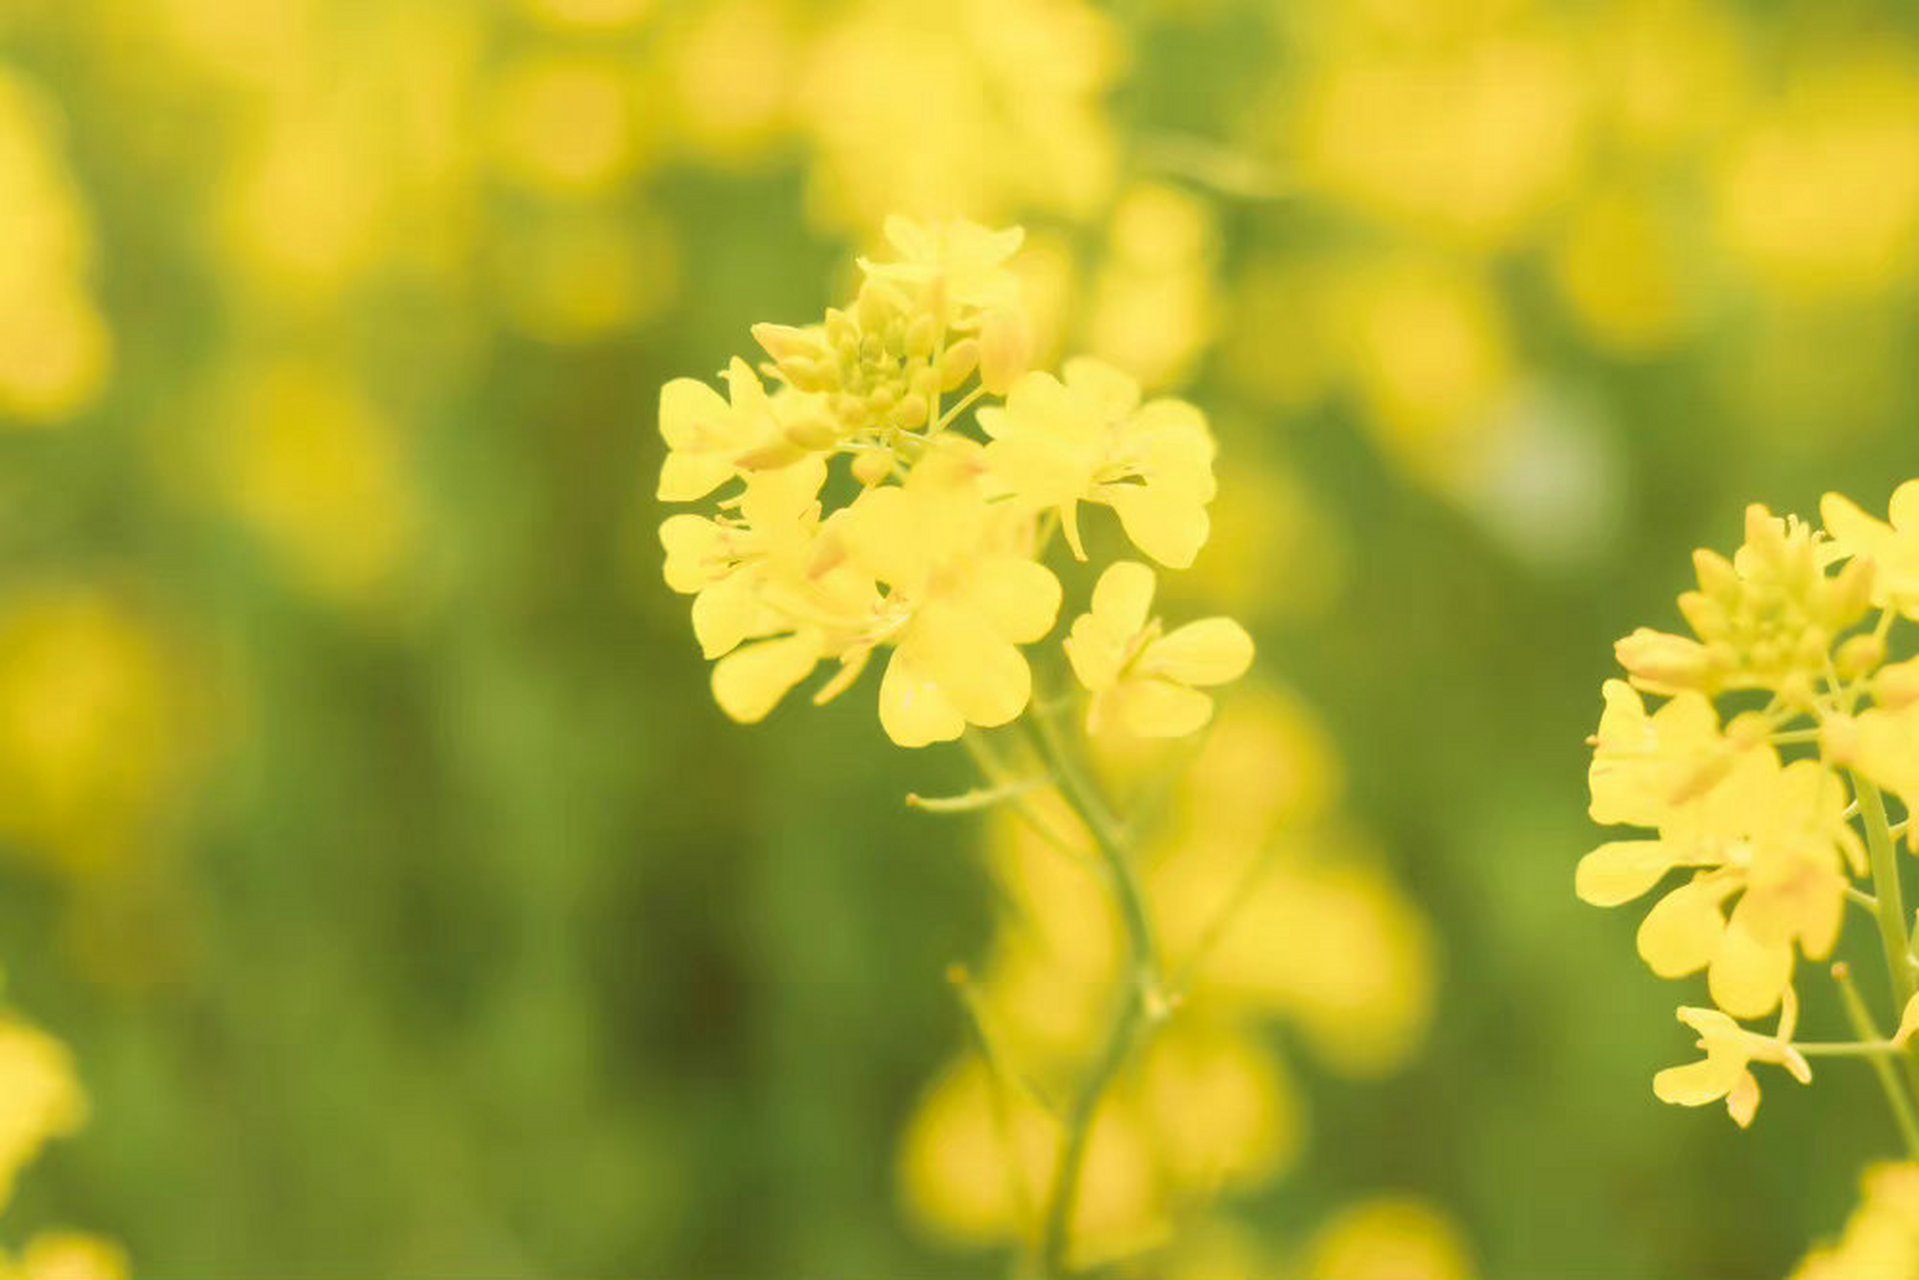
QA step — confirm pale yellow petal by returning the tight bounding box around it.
[1110,678,1215,739]
[1636,881,1726,978]
[658,376,728,450]
[970,555,1061,645]
[1706,921,1792,1020]
[1575,840,1681,907]
[1090,561,1156,636]
[657,450,736,503]
[709,633,818,724]
[907,603,1032,730]
[878,642,967,748]
[1725,1071,1761,1128]
[1144,617,1254,687]
[1652,1054,1744,1108]
[690,573,763,660]
[1065,612,1129,695]
[1105,486,1210,569]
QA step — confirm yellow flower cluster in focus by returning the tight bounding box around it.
[657,217,1247,749]
[1580,483,1919,1129]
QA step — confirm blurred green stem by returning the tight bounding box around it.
[1021,712,1166,1279]
[1856,773,1917,1011]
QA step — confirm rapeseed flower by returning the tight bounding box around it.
[1065,562,1252,738]
[1653,996,1811,1128]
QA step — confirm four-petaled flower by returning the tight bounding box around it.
[1065,561,1253,739]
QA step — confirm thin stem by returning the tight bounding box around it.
[1835,963,1919,1160]
[1794,1040,1907,1058]
[1848,885,1883,913]
[1856,773,1918,1007]
[1021,713,1166,1279]
[960,732,1089,865]
[933,384,988,434]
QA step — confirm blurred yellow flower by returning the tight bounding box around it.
[0,589,198,874]
[212,360,424,612]
[488,54,647,197]
[0,69,111,425]
[4,1233,129,1280]
[1065,561,1253,739]
[1299,1197,1477,1280]
[0,1016,86,1212]
[1792,1163,1919,1280]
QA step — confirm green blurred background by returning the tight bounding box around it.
[3,0,1919,1275]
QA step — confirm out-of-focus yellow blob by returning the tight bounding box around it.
[0,70,111,425]
[1220,258,1335,414]
[1087,184,1220,390]
[1791,1163,1919,1280]
[148,0,316,88]
[1328,257,1516,490]
[1138,1021,1301,1192]
[212,361,422,611]
[489,55,645,197]
[1293,34,1586,250]
[1552,185,1702,355]
[518,0,652,30]
[898,1052,1167,1263]
[1593,0,1752,157]
[220,99,390,305]
[659,0,797,167]
[0,1016,86,1212]
[1714,53,1919,300]
[494,207,679,343]
[0,590,196,875]
[1301,1198,1477,1280]
[1178,459,1349,624]
[796,0,1122,231]
[9,1233,131,1280]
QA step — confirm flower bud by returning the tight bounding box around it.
[850,451,893,487]
[1616,628,1718,695]
[1835,633,1887,683]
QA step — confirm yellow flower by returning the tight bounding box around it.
[0,1016,86,1211]
[1652,993,1811,1128]
[656,358,831,503]
[830,442,1060,747]
[1586,680,1735,828]
[1823,480,1919,619]
[1854,697,1919,850]
[1791,1163,1919,1280]
[1616,504,1873,699]
[1299,1197,1476,1280]
[1065,562,1252,739]
[980,359,1217,568]
[1578,750,1859,1018]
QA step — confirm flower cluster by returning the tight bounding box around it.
[657,217,1248,749]
[1580,484,1919,1130]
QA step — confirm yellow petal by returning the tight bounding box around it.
[1891,479,1919,531]
[658,376,728,450]
[1144,617,1254,687]
[1706,920,1792,1020]
[970,555,1061,645]
[1091,561,1156,635]
[659,515,723,594]
[1063,356,1142,420]
[1636,880,1727,978]
[1574,840,1680,907]
[1821,491,1887,560]
[1724,1071,1761,1128]
[710,633,819,724]
[1065,612,1129,695]
[1894,993,1919,1047]
[878,642,967,748]
[906,603,1032,730]
[658,450,736,503]
[1109,678,1215,739]
[1105,485,1210,569]
[690,573,763,660]
[1652,1054,1745,1108]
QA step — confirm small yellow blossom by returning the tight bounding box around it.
[1586,680,1733,829]
[831,443,1060,747]
[980,359,1217,568]
[1580,750,1859,1018]
[1616,504,1872,700]
[1065,562,1252,739]
[1823,481,1919,619]
[657,358,830,502]
[1653,993,1811,1128]
[6,1233,130,1280]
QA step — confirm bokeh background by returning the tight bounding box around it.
[5,0,1919,1275]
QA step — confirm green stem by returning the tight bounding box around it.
[1856,772,1916,1009]
[1022,713,1166,1279]
[1836,964,1919,1160]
